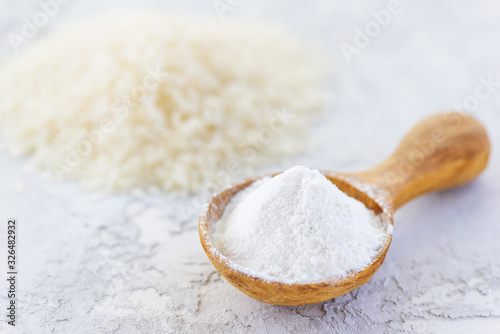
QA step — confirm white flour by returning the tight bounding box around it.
[213,166,389,283]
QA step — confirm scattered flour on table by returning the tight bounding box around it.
[0,11,329,194]
[213,166,390,283]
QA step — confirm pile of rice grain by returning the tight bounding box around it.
[0,11,329,193]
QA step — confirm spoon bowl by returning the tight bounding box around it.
[199,172,393,305]
[199,112,490,305]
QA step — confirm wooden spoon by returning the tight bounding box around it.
[198,112,490,306]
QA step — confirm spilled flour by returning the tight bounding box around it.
[213,166,390,284]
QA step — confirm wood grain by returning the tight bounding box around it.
[353,112,490,210]
[198,112,490,306]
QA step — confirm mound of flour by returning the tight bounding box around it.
[213,166,389,283]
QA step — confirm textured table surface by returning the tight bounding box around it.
[0,0,499,333]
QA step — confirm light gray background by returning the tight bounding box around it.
[0,0,499,333]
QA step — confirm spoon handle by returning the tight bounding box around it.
[355,112,490,210]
